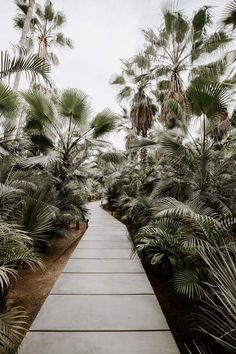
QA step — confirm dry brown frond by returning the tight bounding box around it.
[160,71,190,129]
[210,109,230,141]
[131,96,154,137]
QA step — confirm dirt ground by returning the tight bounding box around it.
[8,224,86,330]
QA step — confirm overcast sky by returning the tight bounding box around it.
[0,0,227,147]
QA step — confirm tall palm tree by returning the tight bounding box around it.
[34,0,73,65]
[0,47,50,139]
[112,58,156,169]
[13,0,36,91]
[112,57,155,136]
[142,6,232,129]
[14,0,74,66]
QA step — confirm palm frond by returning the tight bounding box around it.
[0,49,50,82]
[0,306,27,354]
[222,1,236,28]
[91,109,117,138]
[173,270,207,300]
[58,89,89,125]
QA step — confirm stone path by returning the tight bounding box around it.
[20,201,180,354]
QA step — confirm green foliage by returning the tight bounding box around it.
[34,0,74,65]
[0,83,19,119]
[91,109,117,138]
[58,89,89,124]
[0,48,50,82]
[222,1,236,28]
[0,306,27,354]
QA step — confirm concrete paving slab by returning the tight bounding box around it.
[71,248,135,259]
[31,295,169,331]
[87,224,125,228]
[88,228,127,232]
[83,231,129,237]
[20,331,180,354]
[79,240,132,249]
[62,259,145,273]
[82,235,129,241]
[51,273,154,294]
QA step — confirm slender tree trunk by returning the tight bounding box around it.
[13,0,35,91]
[5,0,35,139]
[140,131,147,171]
[201,114,207,192]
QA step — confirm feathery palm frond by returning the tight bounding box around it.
[0,83,19,119]
[0,49,50,82]
[0,306,27,354]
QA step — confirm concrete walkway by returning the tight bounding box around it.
[20,201,180,354]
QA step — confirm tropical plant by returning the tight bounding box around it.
[190,245,236,353]
[141,5,232,129]
[0,222,42,354]
[222,1,236,29]
[23,88,117,167]
[13,0,36,91]
[0,46,51,138]
[33,0,73,64]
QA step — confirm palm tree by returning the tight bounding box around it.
[14,0,73,66]
[13,0,36,91]
[112,58,156,133]
[0,47,50,140]
[34,0,73,65]
[142,6,232,129]
[23,88,117,167]
[112,58,156,169]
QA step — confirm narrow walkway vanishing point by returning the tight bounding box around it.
[20,201,180,354]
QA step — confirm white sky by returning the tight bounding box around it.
[0,0,227,147]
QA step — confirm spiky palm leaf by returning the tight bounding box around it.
[191,245,236,352]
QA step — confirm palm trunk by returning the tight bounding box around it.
[200,114,207,193]
[5,0,35,139]
[13,0,35,91]
[140,131,147,171]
